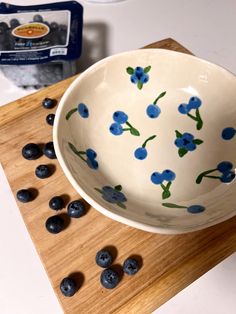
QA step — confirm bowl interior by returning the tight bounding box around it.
[54,49,236,233]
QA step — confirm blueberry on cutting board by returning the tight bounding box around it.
[46,113,55,126]
[42,98,56,109]
[96,250,113,268]
[22,143,41,160]
[67,200,86,218]
[35,164,51,179]
[43,142,57,159]
[100,268,120,289]
[123,258,140,275]
[49,196,64,210]
[60,277,77,297]
[16,189,33,203]
[45,215,64,234]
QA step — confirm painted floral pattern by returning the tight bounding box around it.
[221,127,236,140]
[126,66,151,90]
[134,135,156,160]
[66,103,89,120]
[109,111,140,136]
[162,202,205,214]
[146,91,166,118]
[174,131,203,157]
[95,185,127,209]
[151,169,176,199]
[196,161,235,184]
[178,96,203,130]
[68,142,98,170]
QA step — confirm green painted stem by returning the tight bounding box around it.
[187,113,198,121]
[142,135,157,148]
[204,175,221,179]
[153,91,166,105]
[66,108,77,120]
[123,128,131,131]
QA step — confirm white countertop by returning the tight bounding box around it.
[0,0,235,313]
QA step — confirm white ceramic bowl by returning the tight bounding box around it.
[53,49,236,234]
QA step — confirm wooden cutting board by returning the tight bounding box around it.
[1,38,236,314]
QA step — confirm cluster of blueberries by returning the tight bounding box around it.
[174,131,203,157]
[66,102,89,120]
[68,142,98,170]
[151,169,176,200]
[126,65,151,90]
[196,161,236,184]
[109,111,140,136]
[95,185,127,209]
[0,14,67,51]
[178,96,203,130]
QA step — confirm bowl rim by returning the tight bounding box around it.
[53,48,236,234]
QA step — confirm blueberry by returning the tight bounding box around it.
[146,104,161,118]
[178,104,190,114]
[67,200,86,218]
[222,127,235,140]
[217,161,233,173]
[123,258,139,275]
[86,149,97,160]
[96,250,113,268]
[60,277,77,297]
[77,103,89,118]
[183,133,194,141]
[22,143,41,160]
[185,142,196,151]
[45,215,64,234]
[10,19,20,28]
[46,113,55,126]
[134,67,144,79]
[220,171,235,183]
[140,73,149,83]
[35,164,51,179]
[87,158,98,170]
[130,74,138,83]
[110,123,123,136]
[174,138,184,148]
[134,147,147,160]
[188,96,201,109]
[33,15,43,23]
[102,187,127,204]
[42,98,56,109]
[151,172,164,185]
[187,205,205,214]
[49,196,64,210]
[162,169,176,182]
[113,111,128,124]
[50,22,59,31]
[0,22,8,31]
[43,142,56,159]
[100,268,120,289]
[16,189,33,203]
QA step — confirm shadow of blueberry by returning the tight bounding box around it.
[60,194,71,206]
[57,213,71,230]
[28,187,39,201]
[47,163,56,175]
[67,271,85,292]
[78,198,91,214]
[102,245,118,262]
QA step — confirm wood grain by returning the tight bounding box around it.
[1,38,236,314]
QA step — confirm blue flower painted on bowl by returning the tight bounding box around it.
[109,111,140,137]
[66,103,89,120]
[196,161,235,184]
[126,65,151,90]
[174,130,203,157]
[178,96,203,130]
[68,142,98,170]
[95,185,127,209]
[134,135,156,160]
[221,127,236,140]
[146,91,166,119]
[151,169,176,199]
[162,202,206,214]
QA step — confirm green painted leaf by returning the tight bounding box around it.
[126,67,134,75]
[116,202,126,209]
[178,148,188,157]
[162,203,187,209]
[114,185,122,191]
[137,81,143,90]
[94,187,103,194]
[130,128,140,136]
[175,130,182,138]
[144,65,151,73]
[162,190,171,200]
[195,169,216,184]
[196,120,203,130]
[193,139,203,145]
[196,108,203,130]
[66,108,77,120]
[68,142,79,155]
